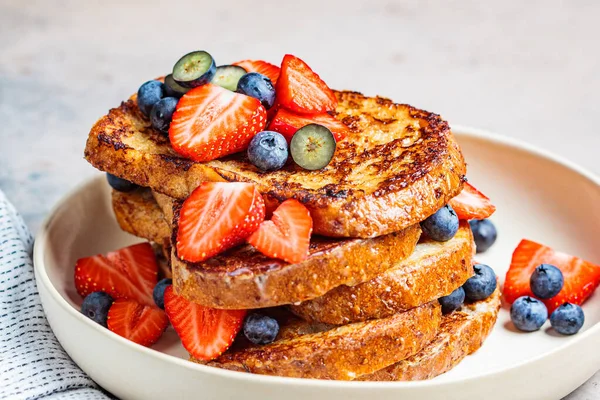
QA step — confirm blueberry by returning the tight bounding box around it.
[463,264,497,301]
[530,264,564,299]
[172,50,216,88]
[106,173,138,192]
[290,124,336,170]
[421,205,459,242]
[550,303,585,335]
[164,74,189,98]
[510,296,548,332]
[236,72,276,109]
[243,313,279,345]
[150,97,178,134]
[81,292,113,327]
[247,131,288,171]
[153,278,172,310]
[439,287,465,314]
[137,80,165,117]
[469,219,497,253]
[212,65,247,92]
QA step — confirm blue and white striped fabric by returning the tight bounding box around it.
[0,190,110,400]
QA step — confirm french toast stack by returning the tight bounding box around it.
[85,88,500,381]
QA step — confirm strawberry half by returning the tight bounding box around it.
[169,84,267,162]
[232,59,280,85]
[449,182,496,220]
[176,182,266,262]
[164,286,246,360]
[248,199,312,264]
[75,242,158,306]
[267,108,348,143]
[504,239,600,313]
[276,54,337,114]
[107,299,169,347]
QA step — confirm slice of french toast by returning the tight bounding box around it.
[201,301,441,380]
[290,221,474,324]
[86,90,466,238]
[358,287,501,381]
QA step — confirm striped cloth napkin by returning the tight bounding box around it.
[0,190,110,399]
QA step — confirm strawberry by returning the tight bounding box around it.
[449,182,496,220]
[232,59,280,85]
[107,299,169,347]
[267,108,348,143]
[504,239,600,313]
[276,54,337,114]
[176,182,265,262]
[163,286,246,360]
[248,199,312,264]
[169,84,267,162]
[75,242,158,306]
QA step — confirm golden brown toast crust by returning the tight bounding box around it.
[203,302,441,380]
[291,221,475,324]
[359,288,501,381]
[85,91,466,238]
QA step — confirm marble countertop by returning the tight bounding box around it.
[1,1,598,398]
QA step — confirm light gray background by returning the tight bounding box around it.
[1,1,598,398]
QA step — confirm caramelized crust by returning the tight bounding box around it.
[86,91,466,238]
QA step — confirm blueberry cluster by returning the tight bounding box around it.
[439,264,497,314]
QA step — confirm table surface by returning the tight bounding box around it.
[1,1,599,398]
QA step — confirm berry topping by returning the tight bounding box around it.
[153,278,172,310]
[530,264,564,299]
[550,303,585,335]
[75,242,158,306]
[248,199,312,264]
[510,296,548,332]
[211,65,247,92]
[164,286,246,360]
[107,299,169,346]
[150,97,178,134]
[236,72,276,110]
[247,131,288,172]
[469,219,497,253]
[172,50,216,88]
[106,173,138,192]
[169,84,267,162]
[243,313,280,345]
[267,108,348,143]
[438,287,465,315]
[232,60,280,85]
[290,124,336,170]
[463,264,497,301]
[420,205,459,242]
[137,80,165,117]
[164,74,189,98]
[504,239,600,313]
[81,292,113,327]
[449,182,496,220]
[276,54,337,114]
[176,182,265,263]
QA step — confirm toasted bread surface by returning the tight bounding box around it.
[200,301,441,380]
[291,221,475,324]
[359,288,501,381]
[86,91,466,238]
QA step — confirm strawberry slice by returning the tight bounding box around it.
[75,242,158,306]
[267,108,348,143]
[169,84,267,162]
[449,182,496,220]
[504,239,600,313]
[107,299,169,347]
[248,199,312,264]
[176,182,265,262]
[164,286,246,360]
[232,59,280,85]
[276,54,337,114]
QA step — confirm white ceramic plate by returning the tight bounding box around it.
[34,127,600,400]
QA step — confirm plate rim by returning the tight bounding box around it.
[33,125,600,390]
